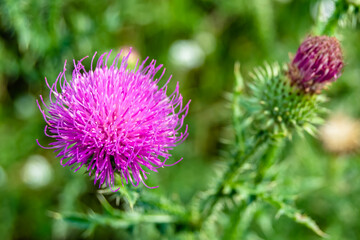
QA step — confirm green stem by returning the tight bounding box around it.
[222,202,247,240]
[222,200,257,240]
[254,139,281,184]
[199,62,283,232]
[200,131,268,225]
[223,138,282,238]
[233,62,245,153]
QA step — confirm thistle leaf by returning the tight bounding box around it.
[98,182,139,210]
[261,195,329,238]
[61,214,93,229]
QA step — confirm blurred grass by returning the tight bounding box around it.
[1,0,360,239]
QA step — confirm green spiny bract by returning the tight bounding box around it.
[246,63,325,138]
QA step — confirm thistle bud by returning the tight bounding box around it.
[287,36,344,94]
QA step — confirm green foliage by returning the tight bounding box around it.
[339,2,360,27]
[314,0,360,35]
[1,0,360,239]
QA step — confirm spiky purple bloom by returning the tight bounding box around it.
[37,50,190,190]
[287,36,344,94]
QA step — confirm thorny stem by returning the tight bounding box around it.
[222,201,248,240]
[254,139,280,184]
[200,63,279,228]
[198,135,283,238]
[199,62,286,230]
[223,200,258,240]
[200,131,269,225]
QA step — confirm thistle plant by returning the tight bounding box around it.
[35,8,349,238]
[37,34,344,239]
[196,35,344,238]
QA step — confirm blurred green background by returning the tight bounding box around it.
[1,0,360,239]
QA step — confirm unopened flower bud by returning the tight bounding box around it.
[287,36,344,94]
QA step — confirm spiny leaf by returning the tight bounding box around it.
[97,194,116,215]
[61,214,93,229]
[260,195,329,238]
[116,184,140,209]
[98,180,139,210]
[140,191,187,218]
[59,211,179,230]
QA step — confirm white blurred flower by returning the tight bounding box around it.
[320,113,360,153]
[22,155,53,189]
[169,40,205,69]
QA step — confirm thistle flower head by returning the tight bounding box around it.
[287,35,344,94]
[37,50,190,190]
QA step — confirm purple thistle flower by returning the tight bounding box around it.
[37,50,190,190]
[287,35,344,94]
